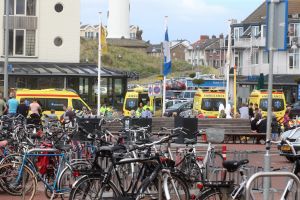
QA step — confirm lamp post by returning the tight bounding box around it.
[4,0,9,99]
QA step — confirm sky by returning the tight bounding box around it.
[81,0,264,43]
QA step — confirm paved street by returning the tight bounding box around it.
[0,143,293,200]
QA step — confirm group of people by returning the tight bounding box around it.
[239,103,279,141]
[0,93,42,119]
[130,101,153,118]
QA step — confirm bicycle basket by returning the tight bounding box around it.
[205,128,225,143]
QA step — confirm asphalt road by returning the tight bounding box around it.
[0,143,294,200]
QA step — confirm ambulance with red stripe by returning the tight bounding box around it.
[15,89,90,116]
[249,89,286,121]
[193,89,226,118]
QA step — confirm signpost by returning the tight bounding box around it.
[264,1,288,199]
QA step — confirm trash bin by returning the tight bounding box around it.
[174,116,198,144]
[75,116,102,141]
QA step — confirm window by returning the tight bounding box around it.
[251,50,259,65]
[234,27,243,40]
[26,30,35,56]
[26,0,36,16]
[72,99,85,111]
[4,0,14,15]
[251,26,260,37]
[46,99,68,111]
[262,25,267,38]
[289,49,299,69]
[4,0,36,16]
[54,37,63,46]
[263,51,269,64]
[289,23,300,37]
[55,3,64,13]
[16,0,25,15]
[6,29,36,56]
[125,98,138,111]
[259,99,284,112]
[8,30,14,55]
[201,98,225,111]
[15,30,24,55]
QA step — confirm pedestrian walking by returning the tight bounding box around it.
[7,93,19,116]
[135,102,143,118]
[248,103,254,119]
[17,99,29,118]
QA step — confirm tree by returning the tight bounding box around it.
[192,79,205,85]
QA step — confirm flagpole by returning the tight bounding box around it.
[162,16,168,116]
[97,12,102,116]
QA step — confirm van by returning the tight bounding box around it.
[193,89,226,118]
[15,89,90,117]
[123,87,162,117]
[249,89,286,120]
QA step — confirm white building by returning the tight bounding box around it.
[232,0,300,104]
[0,0,80,63]
[107,0,130,39]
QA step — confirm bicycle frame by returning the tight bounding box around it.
[15,148,72,194]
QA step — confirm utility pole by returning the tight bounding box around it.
[4,0,9,99]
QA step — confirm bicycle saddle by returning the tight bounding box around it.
[184,138,197,145]
[222,159,249,172]
[55,144,72,152]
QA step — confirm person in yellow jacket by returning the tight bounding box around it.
[100,103,108,115]
[143,101,153,113]
[135,102,144,118]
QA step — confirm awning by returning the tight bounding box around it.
[0,62,138,79]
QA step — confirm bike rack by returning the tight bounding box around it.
[245,172,300,200]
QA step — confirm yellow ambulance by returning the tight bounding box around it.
[248,89,286,120]
[123,87,162,117]
[15,88,90,116]
[193,89,226,118]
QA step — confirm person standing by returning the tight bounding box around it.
[239,103,249,119]
[0,93,7,117]
[29,98,41,117]
[248,103,254,119]
[135,102,143,118]
[143,100,153,112]
[7,93,19,116]
[141,108,152,118]
[17,99,29,118]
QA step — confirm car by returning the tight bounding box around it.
[277,127,300,162]
[164,101,193,117]
[290,101,300,119]
[165,99,188,109]
[178,91,196,101]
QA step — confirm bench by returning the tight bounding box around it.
[224,132,266,144]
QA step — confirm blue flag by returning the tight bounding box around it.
[163,28,171,76]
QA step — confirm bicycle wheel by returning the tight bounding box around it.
[69,176,120,200]
[163,173,190,200]
[206,152,225,181]
[196,188,222,200]
[0,162,37,199]
[57,161,91,198]
[177,156,203,182]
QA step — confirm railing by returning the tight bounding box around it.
[3,16,37,30]
[234,37,266,48]
[245,172,300,200]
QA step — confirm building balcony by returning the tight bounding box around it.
[233,37,266,48]
[3,16,37,30]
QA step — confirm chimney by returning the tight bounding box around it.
[219,34,224,39]
[200,35,209,41]
[212,35,216,39]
